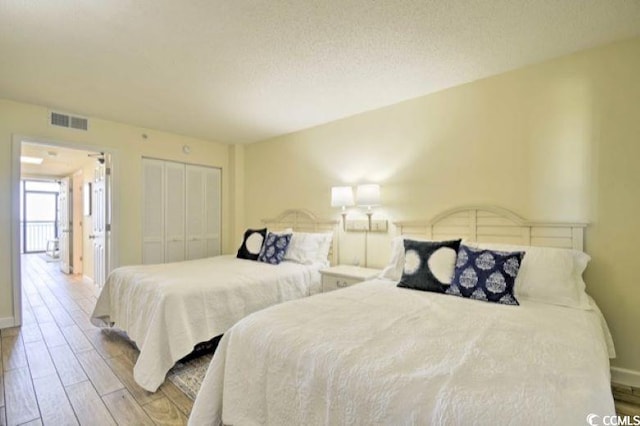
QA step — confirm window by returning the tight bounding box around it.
[21,180,60,253]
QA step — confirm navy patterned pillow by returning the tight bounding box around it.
[446,245,524,305]
[257,232,292,265]
[397,239,461,293]
[237,228,267,261]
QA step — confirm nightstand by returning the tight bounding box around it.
[320,265,381,293]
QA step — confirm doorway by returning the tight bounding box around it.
[12,136,116,325]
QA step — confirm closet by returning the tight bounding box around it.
[142,158,221,264]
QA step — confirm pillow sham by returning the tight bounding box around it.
[397,239,461,293]
[379,236,407,281]
[446,245,524,305]
[270,228,293,235]
[236,228,267,261]
[465,241,591,309]
[258,232,292,265]
[284,232,333,265]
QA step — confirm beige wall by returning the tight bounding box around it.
[228,144,246,247]
[244,37,640,374]
[0,99,231,322]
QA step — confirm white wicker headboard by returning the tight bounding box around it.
[395,205,587,251]
[262,209,339,265]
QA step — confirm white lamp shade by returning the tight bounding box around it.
[356,184,381,207]
[331,186,355,208]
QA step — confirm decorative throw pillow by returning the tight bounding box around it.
[446,245,524,305]
[258,232,292,265]
[465,241,591,309]
[236,228,267,261]
[397,239,461,293]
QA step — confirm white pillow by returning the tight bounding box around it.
[270,228,293,235]
[379,236,407,281]
[466,241,591,309]
[284,232,333,265]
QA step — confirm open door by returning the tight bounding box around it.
[58,177,72,273]
[92,161,107,287]
[71,170,84,275]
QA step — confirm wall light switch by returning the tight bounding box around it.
[345,220,369,231]
[344,219,389,232]
[370,220,388,232]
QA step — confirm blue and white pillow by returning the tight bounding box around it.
[446,245,524,305]
[258,232,292,265]
[397,239,461,293]
[237,228,267,261]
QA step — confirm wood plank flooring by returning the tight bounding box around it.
[0,254,192,425]
[613,383,640,417]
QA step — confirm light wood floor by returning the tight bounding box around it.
[613,383,640,417]
[1,254,192,426]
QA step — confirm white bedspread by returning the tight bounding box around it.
[91,255,322,392]
[189,279,615,426]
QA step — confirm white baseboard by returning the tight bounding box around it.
[82,275,94,285]
[0,317,16,328]
[612,367,640,388]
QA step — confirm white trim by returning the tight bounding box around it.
[82,275,94,285]
[109,147,120,272]
[11,134,120,327]
[611,367,640,388]
[11,137,22,326]
[0,317,16,329]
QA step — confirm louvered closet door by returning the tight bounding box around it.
[164,162,186,263]
[142,159,165,264]
[185,165,221,259]
[185,165,206,260]
[204,167,221,257]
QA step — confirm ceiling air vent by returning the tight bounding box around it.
[50,111,89,131]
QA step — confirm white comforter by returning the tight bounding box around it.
[91,255,322,392]
[189,279,615,426]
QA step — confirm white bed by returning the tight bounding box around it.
[189,206,617,425]
[91,209,337,392]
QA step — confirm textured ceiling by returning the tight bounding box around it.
[21,143,99,178]
[1,1,639,144]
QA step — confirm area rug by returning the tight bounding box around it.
[167,353,213,400]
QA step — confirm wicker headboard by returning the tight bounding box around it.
[262,209,339,265]
[394,205,586,251]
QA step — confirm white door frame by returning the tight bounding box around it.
[58,177,72,274]
[10,134,119,326]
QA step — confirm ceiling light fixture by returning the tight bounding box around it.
[20,156,44,165]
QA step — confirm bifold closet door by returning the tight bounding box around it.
[142,159,165,264]
[164,162,186,262]
[144,159,221,264]
[185,166,205,260]
[186,165,221,260]
[204,167,221,257]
